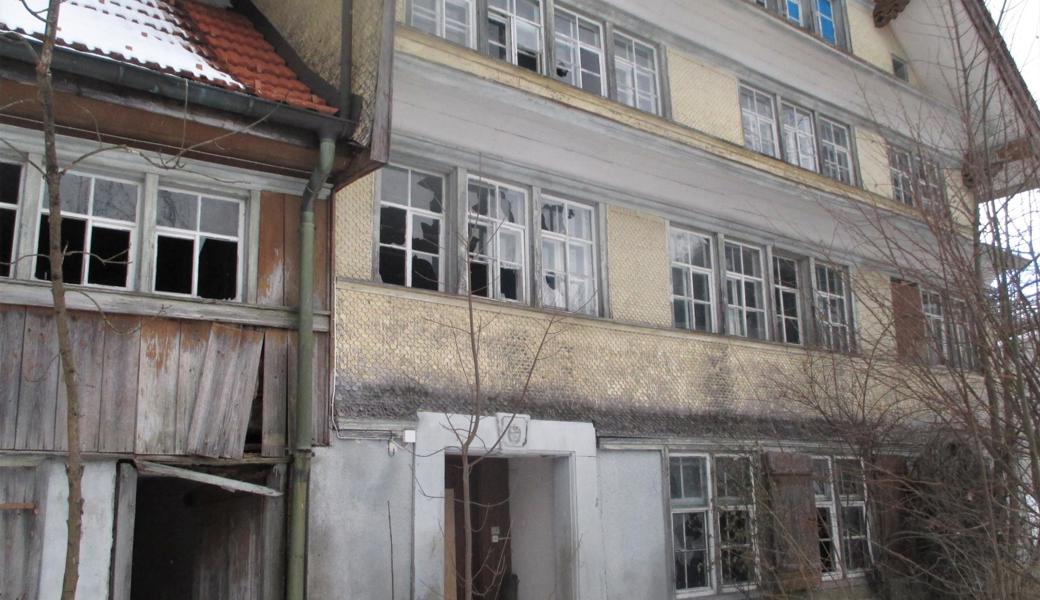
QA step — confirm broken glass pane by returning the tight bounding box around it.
[0,208,15,277]
[87,226,130,287]
[154,235,194,294]
[411,215,440,254]
[469,261,490,297]
[382,166,409,205]
[411,172,443,213]
[500,266,520,300]
[35,214,86,284]
[411,253,439,291]
[380,205,407,246]
[197,238,238,300]
[378,246,406,286]
[0,162,20,206]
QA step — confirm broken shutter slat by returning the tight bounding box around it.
[99,315,142,453]
[186,324,263,458]
[0,305,26,450]
[15,308,59,450]
[135,461,282,497]
[261,329,289,457]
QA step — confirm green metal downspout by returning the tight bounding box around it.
[287,135,336,600]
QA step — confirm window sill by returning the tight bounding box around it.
[0,278,330,331]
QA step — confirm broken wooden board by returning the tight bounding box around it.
[135,461,281,497]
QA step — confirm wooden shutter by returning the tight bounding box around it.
[867,455,912,579]
[760,452,820,593]
[891,280,925,361]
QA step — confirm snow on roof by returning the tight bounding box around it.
[0,0,337,114]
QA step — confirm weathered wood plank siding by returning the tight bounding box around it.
[0,466,45,600]
[256,192,332,311]
[0,307,330,456]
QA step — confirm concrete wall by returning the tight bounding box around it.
[36,459,116,600]
[598,450,670,600]
[846,0,917,84]
[509,457,561,600]
[308,439,414,600]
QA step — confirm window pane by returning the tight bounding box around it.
[87,226,130,287]
[58,174,91,215]
[382,166,409,205]
[158,190,197,230]
[378,246,406,286]
[500,265,521,300]
[411,214,440,255]
[671,266,689,296]
[380,205,407,246]
[154,235,194,294]
[412,253,439,291]
[673,512,709,590]
[35,214,86,284]
[498,228,523,264]
[197,238,238,300]
[199,198,239,236]
[92,179,138,222]
[568,204,593,240]
[541,201,565,233]
[469,260,490,297]
[812,458,832,499]
[411,172,443,213]
[517,0,540,22]
[673,298,691,330]
[469,183,492,215]
[0,162,21,206]
[0,208,15,277]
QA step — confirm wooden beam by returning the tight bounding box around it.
[134,461,283,497]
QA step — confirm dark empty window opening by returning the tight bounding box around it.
[34,172,138,288]
[0,162,23,278]
[155,189,241,300]
[892,56,909,82]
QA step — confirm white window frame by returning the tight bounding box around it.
[833,456,872,577]
[772,255,803,345]
[552,7,606,96]
[814,0,838,45]
[669,453,717,597]
[888,145,915,206]
[377,165,446,291]
[613,31,661,115]
[921,289,948,364]
[0,161,22,279]
[409,0,476,48]
[670,227,717,334]
[486,0,544,73]
[724,241,768,340]
[538,194,598,315]
[34,171,141,291]
[818,117,854,186]
[949,300,978,371]
[466,175,528,303]
[740,86,780,158]
[781,102,819,171]
[153,187,244,301]
[813,261,851,352]
[713,454,758,593]
[785,0,804,24]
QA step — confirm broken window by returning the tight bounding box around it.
[670,228,715,333]
[467,177,527,302]
[888,145,915,206]
[553,8,605,95]
[377,166,444,291]
[614,32,660,115]
[781,103,818,171]
[724,242,767,340]
[773,255,802,344]
[486,0,543,73]
[0,162,22,277]
[154,189,241,300]
[670,454,757,594]
[813,262,851,352]
[891,55,909,82]
[819,117,853,185]
[834,458,871,573]
[921,289,947,364]
[740,86,779,158]
[35,172,138,288]
[411,0,474,47]
[539,196,596,314]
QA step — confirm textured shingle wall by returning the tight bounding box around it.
[334,174,376,280]
[667,48,744,145]
[855,126,893,199]
[252,0,342,86]
[606,205,672,327]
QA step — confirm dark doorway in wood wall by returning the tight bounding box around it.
[444,456,516,600]
[129,466,284,600]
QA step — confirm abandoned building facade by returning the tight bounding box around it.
[1,0,1036,599]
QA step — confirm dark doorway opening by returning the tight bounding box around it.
[129,466,283,600]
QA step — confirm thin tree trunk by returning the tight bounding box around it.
[35,2,85,598]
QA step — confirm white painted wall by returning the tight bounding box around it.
[37,459,117,600]
[308,439,414,600]
[598,450,671,600]
[509,457,560,600]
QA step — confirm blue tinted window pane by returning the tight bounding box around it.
[820,20,835,42]
[787,0,801,22]
[816,0,833,18]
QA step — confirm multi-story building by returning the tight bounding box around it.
[306,0,1039,599]
[0,0,391,598]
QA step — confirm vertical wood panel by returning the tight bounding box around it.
[256,192,286,307]
[110,463,138,600]
[283,195,301,308]
[0,305,26,449]
[313,197,331,312]
[15,307,59,450]
[99,316,142,453]
[175,321,211,454]
[261,465,286,600]
[261,329,288,457]
[136,318,181,454]
[55,311,105,452]
[227,328,264,458]
[286,332,298,449]
[0,466,44,600]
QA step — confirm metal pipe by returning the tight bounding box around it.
[286,135,336,600]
